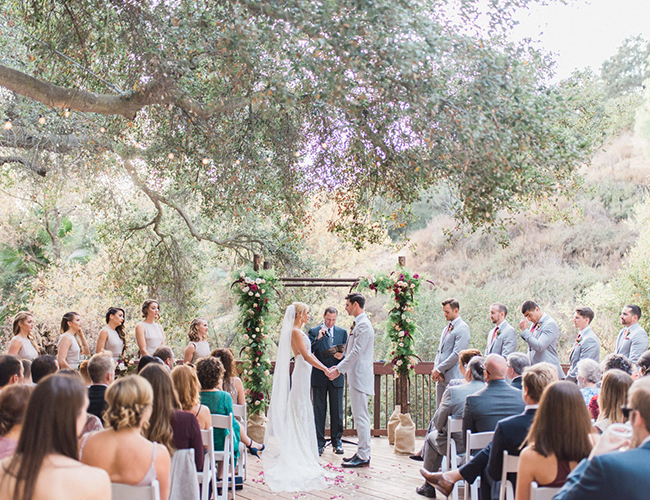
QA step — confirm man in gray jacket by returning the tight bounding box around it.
[330,292,375,468]
[519,300,565,379]
[566,306,600,383]
[485,303,517,357]
[615,304,648,364]
[432,298,471,408]
[416,356,486,498]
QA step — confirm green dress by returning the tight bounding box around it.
[200,390,240,460]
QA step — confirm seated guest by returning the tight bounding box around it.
[463,354,526,438]
[153,346,175,371]
[594,369,633,433]
[20,360,32,385]
[171,364,212,430]
[554,376,650,499]
[0,375,110,500]
[0,355,24,390]
[0,384,33,459]
[576,359,601,406]
[589,353,634,419]
[31,354,58,384]
[136,355,164,374]
[197,357,241,465]
[420,363,558,499]
[415,355,485,497]
[412,349,482,462]
[139,364,204,471]
[87,352,115,420]
[515,381,594,500]
[79,359,92,386]
[638,350,650,377]
[566,307,600,383]
[507,352,531,390]
[79,375,171,500]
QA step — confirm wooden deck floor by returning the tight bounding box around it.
[235,436,429,500]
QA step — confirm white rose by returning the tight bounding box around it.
[248,291,254,296]
[255,327,260,332]
[398,331,405,337]
[243,334,249,340]
[251,334,256,339]
[261,289,266,294]
[242,286,249,292]
[399,342,404,347]
[245,277,252,283]
[261,279,266,284]
[255,293,260,297]
[240,271,246,278]
[255,400,261,405]
[264,370,270,376]
[410,283,416,288]
[406,318,411,323]
[256,278,262,284]
[396,359,403,366]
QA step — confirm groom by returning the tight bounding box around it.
[329,292,375,468]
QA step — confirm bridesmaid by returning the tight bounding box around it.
[57,312,91,370]
[135,299,164,357]
[96,307,126,361]
[183,318,211,364]
[6,312,40,360]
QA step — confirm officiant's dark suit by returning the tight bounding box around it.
[309,312,348,453]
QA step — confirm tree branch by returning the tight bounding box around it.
[0,126,110,154]
[0,155,46,176]
[0,64,253,120]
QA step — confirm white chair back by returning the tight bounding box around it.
[498,450,519,500]
[530,481,561,500]
[463,430,495,500]
[441,417,464,500]
[111,479,161,500]
[232,403,247,480]
[198,427,218,500]
[211,413,237,500]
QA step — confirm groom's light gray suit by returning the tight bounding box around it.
[336,312,375,461]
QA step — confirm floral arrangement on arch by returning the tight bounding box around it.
[231,268,278,415]
[357,269,424,376]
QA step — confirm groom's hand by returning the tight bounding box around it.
[328,368,340,380]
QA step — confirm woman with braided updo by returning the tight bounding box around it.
[79,376,171,500]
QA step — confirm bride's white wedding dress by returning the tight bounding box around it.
[262,306,328,492]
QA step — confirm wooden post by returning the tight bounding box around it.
[253,254,261,271]
[397,255,409,413]
[263,261,271,270]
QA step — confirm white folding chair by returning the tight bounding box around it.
[498,450,520,500]
[439,417,464,500]
[232,403,247,480]
[198,427,218,500]
[463,430,495,500]
[211,413,237,500]
[111,479,161,500]
[530,481,561,500]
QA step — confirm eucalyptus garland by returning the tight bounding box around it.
[232,268,277,415]
[358,269,424,376]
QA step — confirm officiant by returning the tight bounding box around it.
[309,306,348,455]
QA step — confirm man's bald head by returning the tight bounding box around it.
[484,354,508,381]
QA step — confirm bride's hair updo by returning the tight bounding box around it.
[292,302,309,316]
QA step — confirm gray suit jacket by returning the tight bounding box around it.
[431,380,485,455]
[434,317,471,382]
[615,323,648,364]
[462,379,526,441]
[485,321,517,357]
[520,313,565,379]
[336,312,375,395]
[566,327,600,382]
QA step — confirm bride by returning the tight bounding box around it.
[263,302,333,492]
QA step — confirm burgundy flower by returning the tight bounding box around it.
[257,350,262,355]
[413,273,419,279]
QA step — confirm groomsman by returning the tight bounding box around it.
[615,304,648,364]
[519,301,565,379]
[309,306,348,455]
[431,298,471,408]
[566,307,600,382]
[485,303,517,357]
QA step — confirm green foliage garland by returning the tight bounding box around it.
[232,268,277,415]
[358,268,424,376]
